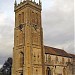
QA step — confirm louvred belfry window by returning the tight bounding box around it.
[19,14,21,24]
[32,12,35,23]
[22,12,24,23]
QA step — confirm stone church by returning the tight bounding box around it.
[12,0,75,75]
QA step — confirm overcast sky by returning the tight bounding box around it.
[0,0,74,68]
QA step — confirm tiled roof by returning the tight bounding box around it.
[69,54,75,58]
[44,46,57,55]
[44,46,72,58]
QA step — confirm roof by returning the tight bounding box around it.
[44,46,72,58]
[69,54,75,58]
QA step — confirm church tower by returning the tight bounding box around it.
[12,0,45,75]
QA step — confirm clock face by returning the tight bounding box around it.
[18,24,23,31]
[33,24,38,30]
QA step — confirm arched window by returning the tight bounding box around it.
[48,55,51,63]
[20,52,24,67]
[46,67,51,75]
[62,57,64,64]
[55,56,58,64]
[68,58,70,62]
[63,67,66,75]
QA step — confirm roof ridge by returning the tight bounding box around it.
[44,45,64,51]
[44,45,72,58]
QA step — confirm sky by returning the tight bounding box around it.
[0,0,74,67]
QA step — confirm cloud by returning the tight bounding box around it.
[0,12,14,66]
[0,25,14,56]
[42,0,74,53]
[0,0,74,66]
[0,65,2,68]
[0,13,7,26]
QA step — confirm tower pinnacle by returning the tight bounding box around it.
[39,0,41,5]
[14,0,17,7]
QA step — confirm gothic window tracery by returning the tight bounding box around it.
[18,12,24,25]
[19,14,21,24]
[46,67,51,75]
[22,12,24,23]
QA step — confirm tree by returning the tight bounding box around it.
[0,57,12,75]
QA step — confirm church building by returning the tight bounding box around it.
[12,0,75,75]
